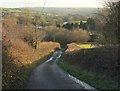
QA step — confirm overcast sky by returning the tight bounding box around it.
[0,0,119,8]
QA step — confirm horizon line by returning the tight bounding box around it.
[1,6,104,9]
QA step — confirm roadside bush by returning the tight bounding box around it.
[3,15,45,48]
[2,33,59,89]
[65,46,118,82]
[44,26,90,46]
[2,18,59,89]
[19,27,45,48]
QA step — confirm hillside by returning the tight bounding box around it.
[30,7,101,16]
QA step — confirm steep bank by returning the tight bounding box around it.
[58,45,119,89]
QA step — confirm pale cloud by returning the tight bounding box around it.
[106,0,120,2]
[0,0,106,8]
[26,0,44,3]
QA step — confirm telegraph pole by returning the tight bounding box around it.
[33,16,38,49]
[34,0,47,49]
[35,22,37,49]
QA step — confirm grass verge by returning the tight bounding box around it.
[58,52,119,90]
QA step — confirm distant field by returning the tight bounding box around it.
[77,43,103,49]
[78,43,96,49]
[65,43,103,53]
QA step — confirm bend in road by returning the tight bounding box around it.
[26,50,94,89]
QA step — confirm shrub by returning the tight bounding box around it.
[2,33,59,89]
[19,27,45,48]
[44,26,90,46]
[65,46,118,82]
[2,18,59,89]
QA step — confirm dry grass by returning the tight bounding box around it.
[2,18,60,88]
[7,39,59,65]
[3,34,59,88]
[65,43,80,53]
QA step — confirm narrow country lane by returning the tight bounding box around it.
[26,50,90,89]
